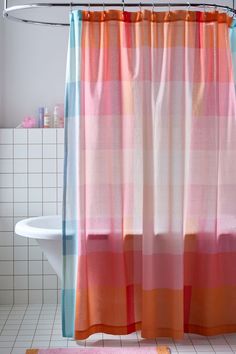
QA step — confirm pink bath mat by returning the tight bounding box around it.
[26,347,171,354]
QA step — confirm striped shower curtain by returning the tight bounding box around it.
[63,9,236,340]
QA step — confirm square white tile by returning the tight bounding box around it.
[0,204,13,217]
[0,129,13,144]
[29,275,42,290]
[0,145,13,159]
[0,218,13,232]
[57,188,63,202]
[28,145,43,159]
[14,340,32,348]
[28,159,42,173]
[14,145,27,159]
[29,188,42,203]
[14,247,28,261]
[14,234,27,246]
[14,160,27,174]
[14,276,28,290]
[43,159,57,173]
[43,188,57,202]
[0,276,13,290]
[0,247,13,261]
[14,203,27,217]
[57,174,63,188]
[50,340,67,347]
[29,261,42,275]
[29,174,42,188]
[57,129,64,144]
[57,145,64,159]
[14,130,27,144]
[28,290,43,304]
[0,262,13,275]
[31,340,49,348]
[0,232,13,246]
[43,275,58,290]
[14,174,27,188]
[0,174,13,188]
[57,203,62,215]
[28,203,43,217]
[0,160,13,173]
[0,340,15,348]
[14,261,28,275]
[0,189,13,203]
[28,129,42,144]
[43,290,58,304]
[43,145,57,159]
[0,291,13,305]
[14,291,28,305]
[29,247,42,261]
[43,203,57,216]
[14,188,27,203]
[43,130,56,144]
[43,174,57,188]
[57,159,64,173]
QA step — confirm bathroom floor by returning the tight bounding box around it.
[0,305,236,354]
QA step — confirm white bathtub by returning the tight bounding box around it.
[15,215,62,280]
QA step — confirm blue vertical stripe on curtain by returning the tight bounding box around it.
[62,11,82,338]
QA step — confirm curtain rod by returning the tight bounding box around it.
[3,1,236,27]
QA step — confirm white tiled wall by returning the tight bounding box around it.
[0,129,64,305]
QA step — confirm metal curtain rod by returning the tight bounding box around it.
[3,1,236,27]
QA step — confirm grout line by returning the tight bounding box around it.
[42,134,44,305]
[12,132,15,305]
[119,335,122,348]
[30,303,43,349]
[187,335,199,353]
[0,304,14,336]
[224,334,235,353]
[48,303,58,348]
[56,129,59,305]
[27,129,30,305]
[10,304,32,353]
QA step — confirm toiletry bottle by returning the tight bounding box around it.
[43,107,51,128]
[53,105,60,128]
[58,104,64,128]
[59,116,64,128]
[38,107,44,128]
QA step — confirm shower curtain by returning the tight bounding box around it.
[63,9,236,340]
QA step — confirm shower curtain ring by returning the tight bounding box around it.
[87,1,90,19]
[152,0,155,14]
[186,2,190,18]
[122,0,125,13]
[168,2,171,16]
[70,2,73,15]
[139,1,142,13]
[226,6,231,16]
[103,1,106,18]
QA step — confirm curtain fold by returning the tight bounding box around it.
[63,9,236,340]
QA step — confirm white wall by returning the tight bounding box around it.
[0,0,233,128]
[0,2,69,128]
